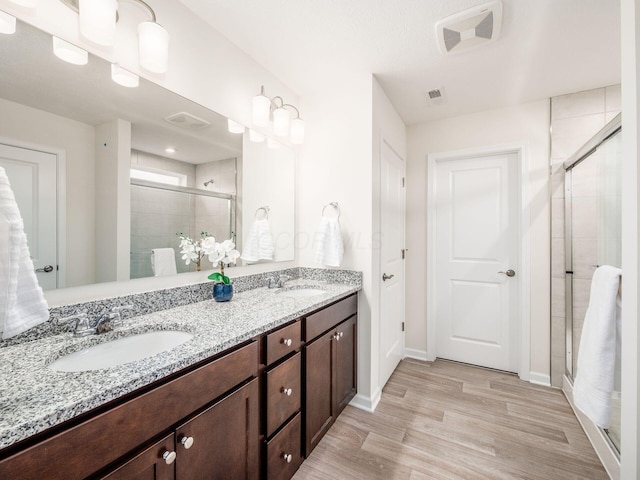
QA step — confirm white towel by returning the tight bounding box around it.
[151,248,177,276]
[314,216,344,267]
[573,265,622,428]
[241,219,274,262]
[0,167,49,339]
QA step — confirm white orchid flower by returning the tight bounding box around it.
[201,236,216,253]
[222,249,240,265]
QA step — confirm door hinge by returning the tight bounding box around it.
[402,177,405,187]
[401,249,407,259]
[402,322,405,332]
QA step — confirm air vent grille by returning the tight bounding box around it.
[425,87,447,106]
[435,0,502,55]
[164,112,211,130]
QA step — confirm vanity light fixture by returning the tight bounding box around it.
[61,0,170,74]
[0,10,16,34]
[249,129,265,143]
[52,36,88,65]
[227,119,245,134]
[252,85,305,144]
[165,147,176,154]
[111,63,139,87]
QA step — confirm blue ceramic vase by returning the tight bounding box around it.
[212,283,233,302]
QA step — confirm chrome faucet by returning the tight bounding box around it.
[58,305,134,336]
[267,274,291,289]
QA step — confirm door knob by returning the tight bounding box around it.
[382,273,394,281]
[36,265,54,273]
[162,450,177,465]
[498,269,516,277]
[180,436,194,449]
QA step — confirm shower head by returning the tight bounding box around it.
[203,179,214,187]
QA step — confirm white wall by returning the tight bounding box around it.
[620,0,640,477]
[298,75,375,403]
[406,100,551,380]
[0,97,95,287]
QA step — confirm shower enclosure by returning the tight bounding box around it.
[130,180,235,279]
[564,114,622,455]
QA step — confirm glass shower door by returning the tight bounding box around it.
[565,123,622,453]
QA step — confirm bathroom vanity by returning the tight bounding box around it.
[0,274,359,480]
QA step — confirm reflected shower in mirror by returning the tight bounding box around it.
[0,18,295,290]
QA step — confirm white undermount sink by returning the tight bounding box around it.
[275,287,327,298]
[49,331,194,372]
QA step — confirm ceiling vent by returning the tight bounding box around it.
[435,0,502,55]
[164,112,211,130]
[425,87,447,106]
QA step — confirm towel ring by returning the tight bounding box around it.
[321,202,340,219]
[255,205,270,220]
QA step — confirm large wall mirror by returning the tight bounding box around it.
[0,19,295,291]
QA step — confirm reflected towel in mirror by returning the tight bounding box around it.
[0,167,49,339]
[150,248,177,276]
[241,219,274,262]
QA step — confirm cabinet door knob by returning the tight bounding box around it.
[180,436,194,449]
[281,338,292,347]
[282,453,293,463]
[162,450,177,465]
[281,387,293,396]
[339,331,344,338]
[334,333,341,341]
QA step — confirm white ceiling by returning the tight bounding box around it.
[178,0,621,125]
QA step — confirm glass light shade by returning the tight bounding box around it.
[249,129,265,143]
[227,119,245,134]
[138,21,170,74]
[252,94,271,127]
[8,0,36,7]
[79,0,117,46]
[53,37,88,65]
[0,11,16,35]
[111,64,139,88]
[267,137,281,150]
[273,107,291,137]
[290,118,305,144]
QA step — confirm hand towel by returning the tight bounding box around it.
[241,219,274,262]
[151,248,177,276]
[314,216,344,267]
[573,265,622,428]
[0,167,49,339]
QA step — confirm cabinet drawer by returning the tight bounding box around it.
[0,341,258,480]
[305,294,357,341]
[100,433,175,480]
[266,413,303,480]
[266,352,301,437]
[266,321,301,365]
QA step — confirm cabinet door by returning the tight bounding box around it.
[304,329,335,455]
[335,315,357,415]
[175,378,259,480]
[266,413,303,480]
[100,433,175,480]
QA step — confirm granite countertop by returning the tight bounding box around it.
[0,279,359,450]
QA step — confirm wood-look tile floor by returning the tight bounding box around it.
[293,359,609,480]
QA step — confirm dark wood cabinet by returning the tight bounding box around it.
[100,433,176,480]
[176,378,259,480]
[0,292,358,480]
[304,294,358,456]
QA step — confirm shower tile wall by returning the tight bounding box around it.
[550,85,620,387]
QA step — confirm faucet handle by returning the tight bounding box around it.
[57,313,92,336]
[111,304,134,313]
[109,304,134,326]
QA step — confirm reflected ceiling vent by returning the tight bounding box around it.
[424,87,447,107]
[435,0,502,55]
[164,112,211,130]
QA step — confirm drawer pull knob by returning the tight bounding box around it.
[180,436,194,449]
[162,450,177,465]
[282,453,293,463]
[281,387,293,396]
[281,338,292,346]
[339,331,344,338]
[334,333,341,341]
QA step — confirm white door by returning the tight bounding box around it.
[434,153,519,372]
[379,141,405,387]
[0,143,57,290]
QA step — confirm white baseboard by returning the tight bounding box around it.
[350,388,381,413]
[563,375,619,480]
[528,371,551,386]
[403,348,429,361]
